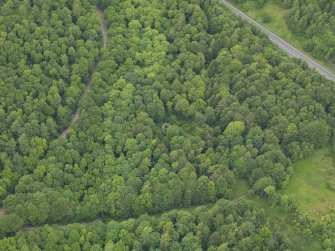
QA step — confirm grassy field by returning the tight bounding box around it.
[229,0,335,73]
[232,147,335,250]
[281,148,335,219]
[232,178,249,199]
[233,179,321,250]
[253,197,321,251]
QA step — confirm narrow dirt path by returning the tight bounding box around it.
[0,7,108,216]
[21,201,219,231]
[20,195,251,231]
[60,7,107,138]
[97,7,108,48]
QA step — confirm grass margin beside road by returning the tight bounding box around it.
[227,0,335,73]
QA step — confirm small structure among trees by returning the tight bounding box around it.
[161,122,170,135]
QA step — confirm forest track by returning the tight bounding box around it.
[219,0,335,82]
[1,195,249,230]
[0,207,4,216]
[60,7,107,138]
[20,195,251,231]
[20,200,236,231]
[97,7,107,48]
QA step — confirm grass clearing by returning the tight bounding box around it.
[229,0,335,73]
[253,196,321,251]
[281,148,335,219]
[232,178,249,199]
[233,179,321,250]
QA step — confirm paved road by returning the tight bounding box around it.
[219,0,335,82]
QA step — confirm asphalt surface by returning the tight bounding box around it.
[219,0,335,82]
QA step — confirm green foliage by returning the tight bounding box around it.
[318,213,335,250]
[285,0,335,63]
[0,214,23,235]
[231,0,246,4]
[0,0,335,248]
[262,13,272,23]
[255,0,268,9]
[274,0,293,9]
[234,0,335,71]
[0,200,289,250]
[0,0,100,201]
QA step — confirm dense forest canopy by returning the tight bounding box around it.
[285,0,335,63]
[1,0,335,249]
[0,0,101,200]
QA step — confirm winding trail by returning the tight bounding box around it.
[219,0,335,82]
[97,7,108,48]
[0,7,109,217]
[1,3,269,232]
[60,7,108,138]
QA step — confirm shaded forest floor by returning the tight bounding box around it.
[97,7,107,48]
[60,7,108,138]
